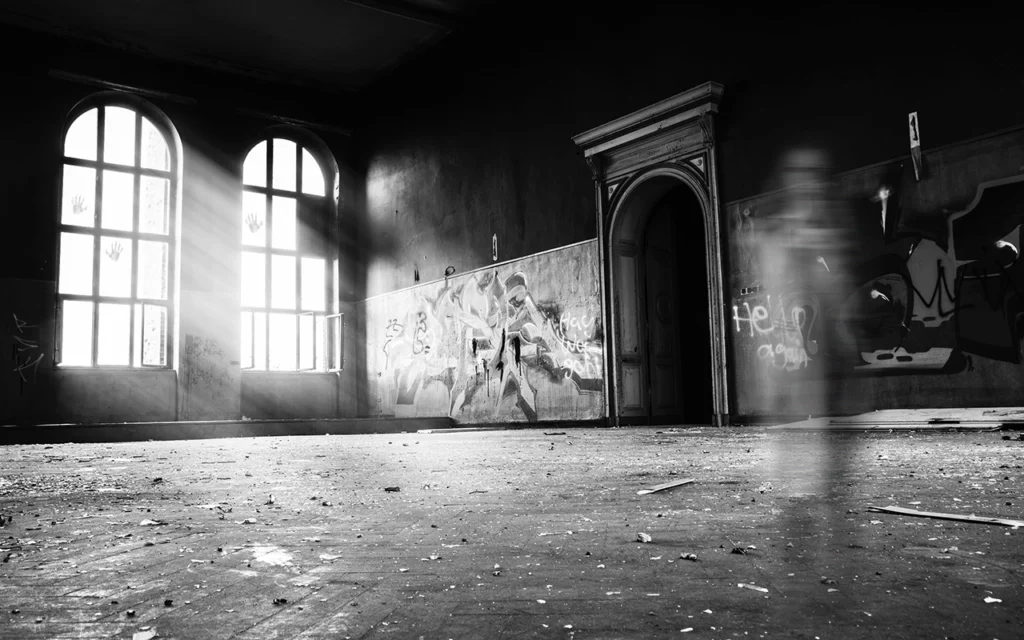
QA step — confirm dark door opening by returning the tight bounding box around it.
[642,185,714,424]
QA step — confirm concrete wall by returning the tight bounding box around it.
[357,3,1024,420]
[0,25,359,425]
[358,4,1024,299]
[360,240,604,424]
[727,128,1024,417]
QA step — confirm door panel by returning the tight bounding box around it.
[621,364,643,409]
[617,251,640,354]
[614,243,646,417]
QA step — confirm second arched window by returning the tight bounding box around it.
[241,137,333,371]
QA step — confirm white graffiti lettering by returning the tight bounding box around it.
[735,293,817,372]
[731,300,773,336]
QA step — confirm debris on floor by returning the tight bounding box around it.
[384,487,401,492]
[637,532,652,543]
[867,505,1024,528]
[737,583,769,593]
[636,477,696,495]
[680,553,698,561]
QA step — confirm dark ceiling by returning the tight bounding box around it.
[0,0,501,93]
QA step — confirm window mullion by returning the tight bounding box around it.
[264,140,273,371]
[129,113,142,367]
[91,107,106,367]
[295,147,304,372]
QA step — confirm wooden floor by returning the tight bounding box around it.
[1,425,1022,638]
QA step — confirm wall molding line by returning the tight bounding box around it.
[362,237,598,302]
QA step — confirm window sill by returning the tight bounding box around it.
[241,370,339,375]
[55,366,174,373]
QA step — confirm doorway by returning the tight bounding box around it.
[642,185,714,424]
[572,82,728,425]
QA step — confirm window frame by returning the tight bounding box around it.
[55,93,181,370]
[240,132,341,373]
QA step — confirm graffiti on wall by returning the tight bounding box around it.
[732,290,820,372]
[732,174,1024,376]
[378,269,603,422]
[11,313,43,387]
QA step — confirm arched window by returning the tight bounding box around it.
[241,135,338,371]
[56,98,179,367]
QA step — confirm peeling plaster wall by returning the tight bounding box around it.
[726,128,1024,419]
[360,240,604,424]
[359,5,1024,302]
[359,4,1024,423]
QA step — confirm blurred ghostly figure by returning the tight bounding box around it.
[758,147,860,418]
[763,151,865,627]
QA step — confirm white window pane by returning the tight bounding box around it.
[269,313,296,371]
[272,138,296,191]
[271,196,296,249]
[99,236,132,297]
[59,232,94,295]
[301,148,326,196]
[101,170,134,231]
[140,117,169,170]
[301,257,326,311]
[133,304,142,367]
[104,106,136,166]
[142,304,167,366]
[138,240,168,299]
[97,303,131,365]
[140,176,169,234]
[271,255,296,309]
[243,140,267,187]
[315,315,326,371]
[241,311,253,369]
[61,165,96,227]
[61,300,93,366]
[65,108,97,161]
[299,314,314,370]
[242,191,266,246]
[241,252,266,306]
[253,312,267,370]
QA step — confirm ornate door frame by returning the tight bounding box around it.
[572,81,730,426]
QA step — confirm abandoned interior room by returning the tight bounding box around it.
[1,1,1023,638]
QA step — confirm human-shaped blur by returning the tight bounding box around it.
[758,148,860,416]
